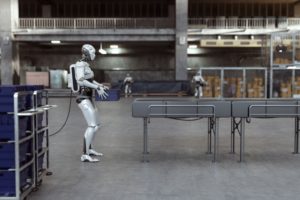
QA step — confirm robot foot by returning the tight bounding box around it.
[81,154,100,162]
[88,149,104,157]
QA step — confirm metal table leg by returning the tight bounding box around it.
[213,118,219,162]
[143,118,149,162]
[230,118,235,154]
[294,117,299,154]
[207,118,212,154]
[240,118,246,162]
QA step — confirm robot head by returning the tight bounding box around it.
[82,44,96,61]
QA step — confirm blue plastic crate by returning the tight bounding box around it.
[0,116,29,141]
[0,165,33,197]
[0,85,35,112]
[0,95,29,112]
[0,85,28,95]
[26,113,43,129]
[95,89,120,101]
[0,141,32,169]
[37,131,45,151]
[38,153,45,172]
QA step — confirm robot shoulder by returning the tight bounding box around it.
[75,61,89,68]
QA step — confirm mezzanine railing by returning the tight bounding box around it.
[19,18,175,29]
[189,17,300,29]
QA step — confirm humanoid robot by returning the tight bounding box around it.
[123,73,133,97]
[68,44,108,162]
[192,70,207,98]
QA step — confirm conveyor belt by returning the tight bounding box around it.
[132,98,300,162]
[132,98,300,118]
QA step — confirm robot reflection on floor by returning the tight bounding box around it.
[192,70,207,98]
[68,44,109,162]
[123,73,133,97]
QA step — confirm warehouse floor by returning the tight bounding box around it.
[29,97,300,200]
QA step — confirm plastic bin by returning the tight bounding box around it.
[0,116,29,141]
[37,131,45,152]
[95,89,120,101]
[0,141,32,169]
[38,153,45,172]
[0,165,33,197]
[0,85,31,112]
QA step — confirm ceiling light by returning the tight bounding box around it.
[187,68,192,70]
[51,40,61,44]
[110,45,119,49]
[99,43,107,55]
[287,65,300,69]
[188,45,197,49]
[111,48,121,54]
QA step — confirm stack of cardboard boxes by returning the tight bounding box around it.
[203,76,221,98]
[247,78,265,98]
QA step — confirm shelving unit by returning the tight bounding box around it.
[33,90,54,186]
[189,67,267,99]
[0,91,36,200]
[0,86,55,200]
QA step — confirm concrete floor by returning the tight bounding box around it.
[29,97,300,200]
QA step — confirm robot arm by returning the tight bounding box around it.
[75,64,108,98]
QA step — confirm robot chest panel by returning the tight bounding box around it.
[194,76,201,82]
[84,67,94,79]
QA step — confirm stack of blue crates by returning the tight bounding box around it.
[0,85,44,197]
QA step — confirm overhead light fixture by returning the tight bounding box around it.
[113,67,121,70]
[110,45,119,49]
[51,40,61,44]
[98,43,107,55]
[287,65,300,69]
[187,68,192,70]
[111,48,121,54]
[188,45,197,49]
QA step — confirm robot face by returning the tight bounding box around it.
[90,51,96,61]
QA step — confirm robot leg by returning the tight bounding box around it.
[194,87,199,97]
[78,99,102,162]
[199,87,203,98]
[128,86,132,94]
[125,84,129,95]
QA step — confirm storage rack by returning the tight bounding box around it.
[0,88,55,200]
[33,90,54,186]
[0,91,36,200]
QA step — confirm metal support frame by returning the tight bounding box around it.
[230,117,246,162]
[207,117,219,162]
[231,117,242,154]
[141,104,217,162]
[33,90,53,186]
[207,118,212,154]
[0,92,37,200]
[294,117,300,154]
[142,117,149,162]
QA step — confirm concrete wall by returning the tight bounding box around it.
[19,46,263,85]
[20,52,175,83]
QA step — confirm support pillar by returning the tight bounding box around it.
[0,0,19,84]
[175,0,188,80]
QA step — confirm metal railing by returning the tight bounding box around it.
[19,18,175,29]
[189,17,300,29]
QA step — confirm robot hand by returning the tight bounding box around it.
[96,85,109,99]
